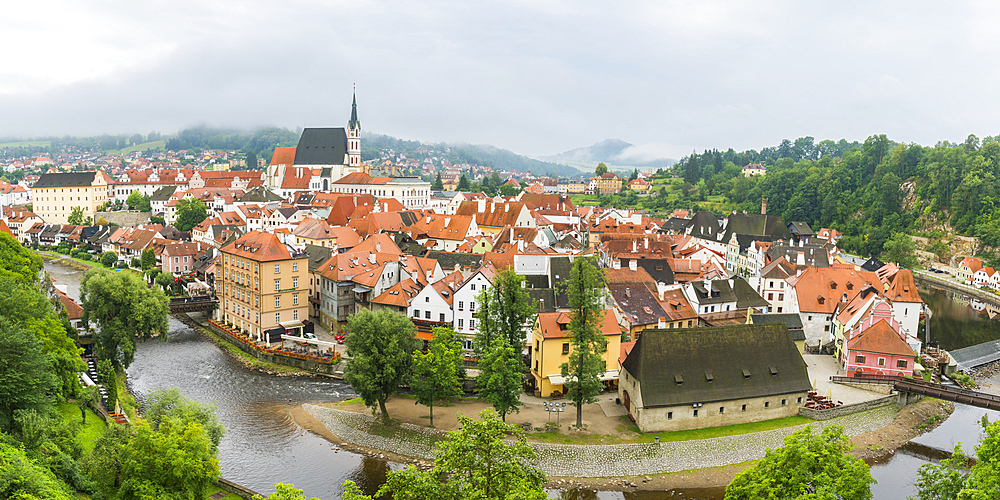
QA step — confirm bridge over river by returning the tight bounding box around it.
[833,374,1000,411]
[168,295,218,314]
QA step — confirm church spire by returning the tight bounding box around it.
[347,88,362,170]
[349,88,360,132]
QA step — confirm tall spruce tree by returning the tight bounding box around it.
[560,256,609,427]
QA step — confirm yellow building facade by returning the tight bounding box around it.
[530,310,623,397]
[32,171,112,224]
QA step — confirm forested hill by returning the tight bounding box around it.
[362,133,580,178]
[165,126,299,162]
[672,134,1000,261]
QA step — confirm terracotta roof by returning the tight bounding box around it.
[846,319,915,358]
[409,214,475,241]
[429,270,465,305]
[656,288,699,322]
[604,267,655,286]
[54,287,83,320]
[353,233,402,255]
[537,310,620,339]
[221,231,296,262]
[280,167,313,190]
[270,147,297,165]
[455,201,527,228]
[292,217,336,241]
[370,278,422,307]
[791,265,881,313]
[0,219,14,238]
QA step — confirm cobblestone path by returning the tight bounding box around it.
[303,404,897,477]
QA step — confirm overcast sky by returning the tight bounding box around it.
[3,1,1000,160]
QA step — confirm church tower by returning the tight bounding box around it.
[347,91,361,170]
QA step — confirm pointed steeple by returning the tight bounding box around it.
[349,90,361,131]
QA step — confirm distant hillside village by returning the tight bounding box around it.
[0,97,928,433]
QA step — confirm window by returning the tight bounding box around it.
[535,340,539,351]
[781,399,787,406]
[424,311,430,319]
[470,301,475,312]
[855,355,866,364]
[764,401,770,408]
[897,359,908,369]
[293,294,299,306]
[562,343,569,354]
[293,309,299,320]
[425,297,430,303]
[255,278,258,289]
[719,406,724,414]
[274,280,280,291]
[797,397,802,403]
[293,262,298,272]
[535,360,538,371]
[439,313,445,322]
[275,296,281,307]
[667,412,673,420]
[458,319,464,329]
[741,404,747,411]
[275,312,281,323]
[275,264,280,273]
[768,293,773,300]
[292,277,298,289]
[469,319,475,330]
[458,301,464,310]
[878,358,886,367]
[693,409,698,417]
[824,325,830,332]
[808,315,813,321]
[471,284,476,290]
[778,294,783,301]
[413,309,419,318]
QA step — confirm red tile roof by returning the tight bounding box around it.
[221,231,295,262]
[537,310,620,339]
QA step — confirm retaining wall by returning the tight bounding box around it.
[913,271,1000,308]
[95,211,151,227]
[798,394,899,420]
[839,382,894,395]
[216,478,261,499]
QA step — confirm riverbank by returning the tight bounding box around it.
[291,396,950,490]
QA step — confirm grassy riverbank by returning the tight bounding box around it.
[179,314,325,377]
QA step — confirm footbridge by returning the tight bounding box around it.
[832,374,1000,411]
[168,296,218,314]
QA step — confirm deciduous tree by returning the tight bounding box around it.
[0,232,43,285]
[476,335,524,422]
[140,248,156,270]
[81,269,169,370]
[0,318,58,432]
[100,251,118,268]
[883,232,919,269]
[67,206,85,225]
[343,309,418,423]
[595,162,608,176]
[342,409,546,500]
[725,425,874,500]
[458,174,470,191]
[253,483,320,500]
[175,198,208,232]
[411,327,464,427]
[560,256,609,427]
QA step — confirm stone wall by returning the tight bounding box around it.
[839,382,893,395]
[913,271,1000,308]
[215,478,261,499]
[798,394,899,420]
[95,211,151,227]
[203,319,343,376]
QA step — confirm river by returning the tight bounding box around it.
[45,260,1000,499]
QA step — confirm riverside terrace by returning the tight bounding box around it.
[206,318,342,374]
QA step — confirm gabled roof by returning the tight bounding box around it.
[221,231,298,262]
[686,211,721,240]
[537,310,620,339]
[293,128,347,165]
[33,171,103,188]
[302,244,334,273]
[731,277,771,309]
[353,233,402,256]
[847,320,915,358]
[270,147,297,166]
[656,289,698,322]
[425,251,483,271]
[371,278,421,308]
[721,212,792,244]
[455,201,528,228]
[608,283,667,327]
[622,324,810,407]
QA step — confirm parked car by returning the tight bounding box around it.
[334,333,345,344]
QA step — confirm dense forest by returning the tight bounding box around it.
[671,134,1000,262]
[362,133,580,177]
[164,126,299,164]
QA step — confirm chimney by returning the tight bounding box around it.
[658,317,666,329]
[376,241,381,252]
[478,198,486,213]
[444,217,451,226]
[657,281,666,301]
[632,240,637,252]
[369,252,376,264]
[644,237,649,249]
[797,251,805,266]
[799,238,804,247]
[505,204,510,213]
[761,198,767,215]
[629,259,637,271]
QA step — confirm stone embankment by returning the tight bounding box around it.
[303,403,897,477]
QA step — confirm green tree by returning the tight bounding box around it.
[725,425,874,500]
[343,309,418,423]
[126,191,144,210]
[175,198,208,232]
[910,445,970,500]
[137,194,151,212]
[67,206,85,225]
[342,409,546,500]
[142,388,225,449]
[76,385,100,424]
[433,173,444,190]
[629,168,639,181]
[0,232,43,285]
[81,269,170,370]
[100,251,118,268]
[97,359,117,410]
[883,232,919,269]
[458,174,470,191]
[140,247,156,270]
[0,440,76,500]
[595,162,608,176]
[477,335,524,422]
[155,271,174,292]
[911,417,1000,499]
[245,151,258,171]
[253,483,320,500]
[559,256,609,427]
[0,318,58,432]
[411,327,464,427]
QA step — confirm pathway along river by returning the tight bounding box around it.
[46,260,1000,499]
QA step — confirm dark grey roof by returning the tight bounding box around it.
[750,314,806,342]
[387,231,428,256]
[349,93,361,130]
[40,224,61,238]
[731,277,771,309]
[861,258,886,272]
[622,324,811,407]
[690,280,737,305]
[733,233,773,253]
[87,226,114,244]
[33,171,100,188]
[686,211,721,240]
[398,211,423,227]
[788,222,815,236]
[549,257,573,307]
[240,186,284,203]
[662,217,689,233]
[303,244,334,272]
[150,186,177,202]
[426,251,483,270]
[620,258,673,285]
[524,275,550,289]
[158,226,188,241]
[293,128,348,165]
[295,193,315,205]
[608,283,667,326]
[721,213,792,245]
[527,288,556,313]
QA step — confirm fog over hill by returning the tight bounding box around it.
[541,139,676,170]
